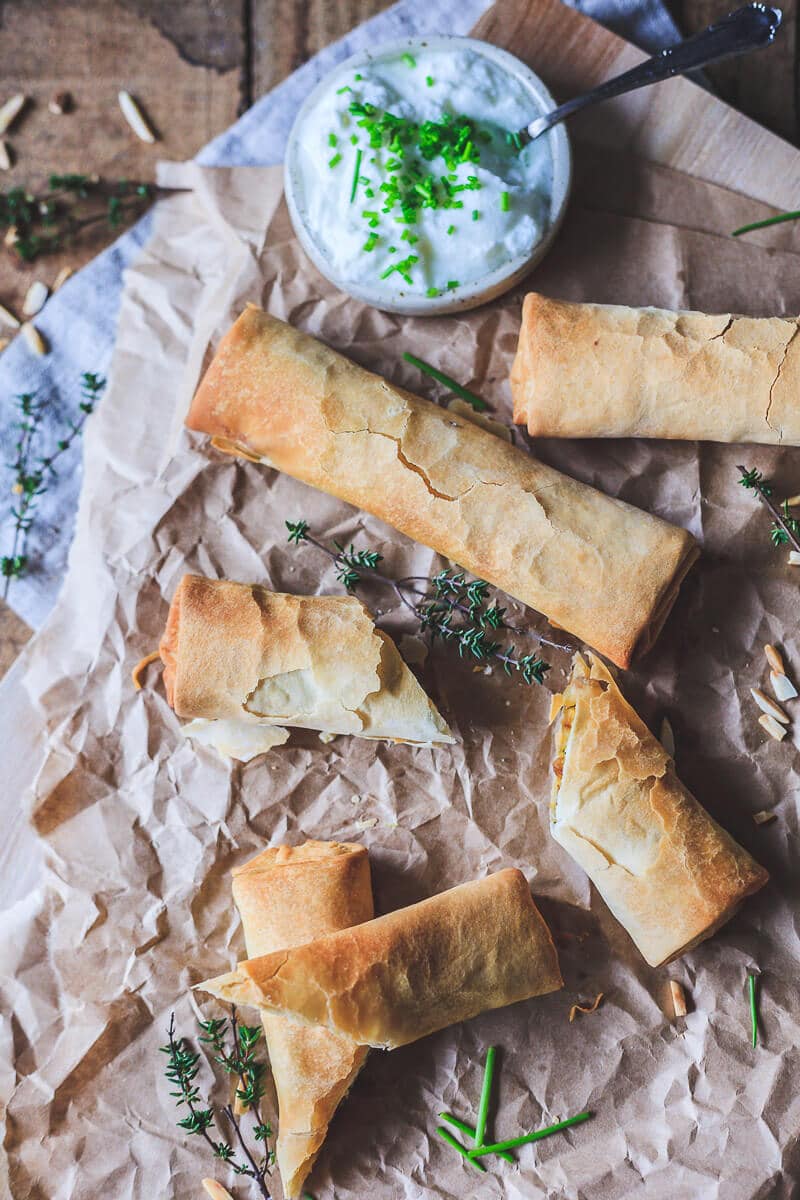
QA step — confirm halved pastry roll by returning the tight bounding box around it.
[199,869,563,1049]
[186,308,699,669]
[512,292,800,444]
[550,654,769,967]
[158,574,453,759]
[232,841,373,1199]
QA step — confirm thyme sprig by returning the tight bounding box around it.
[1,175,180,262]
[286,519,571,683]
[162,1010,273,1197]
[2,372,106,596]
[738,466,800,553]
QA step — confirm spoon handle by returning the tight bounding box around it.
[525,3,782,142]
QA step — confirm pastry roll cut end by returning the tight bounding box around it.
[550,653,769,966]
[198,869,562,1050]
[159,574,454,757]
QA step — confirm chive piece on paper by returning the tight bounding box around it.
[436,1126,487,1173]
[474,1046,497,1151]
[402,52,417,68]
[748,972,759,1047]
[349,148,363,203]
[500,190,510,212]
[732,209,800,236]
[439,1113,514,1163]
[402,351,489,412]
[468,1111,592,1159]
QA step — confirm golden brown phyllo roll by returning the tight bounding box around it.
[199,869,563,1049]
[512,292,800,444]
[186,308,698,669]
[159,574,453,759]
[550,654,769,967]
[232,841,373,1199]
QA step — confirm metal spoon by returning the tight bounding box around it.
[520,3,781,145]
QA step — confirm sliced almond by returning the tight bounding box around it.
[52,265,74,291]
[0,93,26,135]
[750,688,789,724]
[753,810,777,826]
[355,816,378,831]
[784,493,800,508]
[0,301,20,330]
[759,713,787,742]
[0,336,9,352]
[771,671,798,702]
[202,1182,235,1200]
[48,91,71,115]
[118,90,156,143]
[3,224,18,249]
[0,140,12,171]
[549,692,564,723]
[669,980,687,1018]
[659,716,675,758]
[22,280,48,317]
[789,550,800,567]
[21,322,47,355]
[765,644,785,675]
[569,992,604,1022]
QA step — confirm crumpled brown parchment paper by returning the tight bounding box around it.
[2,2,800,1197]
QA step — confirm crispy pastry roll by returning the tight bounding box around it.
[550,654,769,967]
[512,292,800,444]
[158,574,453,759]
[232,842,373,1198]
[199,869,563,1048]
[186,308,698,669]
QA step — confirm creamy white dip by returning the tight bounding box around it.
[291,45,554,298]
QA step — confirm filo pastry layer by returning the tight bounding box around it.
[512,292,800,444]
[232,841,373,1198]
[186,308,699,669]
[550,654,769,967]
[159,574,453,759]
[199,869,563,1049]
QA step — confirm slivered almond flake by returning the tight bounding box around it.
[0,140,12,171]
[785,493,800,508]
[753,810,777,826]
[659,716,675,757]
[118,90,156,143]
[48,91,71,115]
[202,1182,235,1200]
[568,992,603,1022]
[0,337,9,352]
[52,265,74,291]
[751,688,789,724]
[771,671,798,702]
[789,550,800,566]
[0,302,19,329]
[759,713,787,742]
[549,692,564,723]
[669,980,687,1018]
[355,816,378,830]
[765,644,785,675]
[4,224,18,248]
[22,280,48,317]
[21,322,47,355]
[0,93,26,135]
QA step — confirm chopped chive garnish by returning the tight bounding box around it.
[436,1127,486,1173]
[500,191,510,212]
[365,187,375,198]
[349,148,363,203]
[426,75,435,87]
[438,1113,514,1163]
[732,209,800,236]
[336,85,352,95]
[468,1112,592,1159]
[426,286,440,298]
[350,134,358,145]
[401,230,418,244]
[402,351,488,412]
[402,52,417,68]
[447,224,456,235]
[388,246,396,252]
[474,1046,497,1150]
[328,152,342,168]
[472,209,480,220]
[446,280,459,290]
[328,133,338,147]
[748,971,759,1047]
[362,232,379,252]
[355,73,363,80]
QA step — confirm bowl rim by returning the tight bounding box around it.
[284,34,571,317]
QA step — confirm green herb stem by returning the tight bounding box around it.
[439,1113,514,1163]
[436,1126,487,1172]
[402,351,489,412]
[350,148,363,204]
[738,465,800,553]
[468,1111,592,1158]
[732,210,800,237]
[748,972,759,1048]
[474,1046,496,1149]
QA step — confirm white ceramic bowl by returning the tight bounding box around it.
[284,35,571,317]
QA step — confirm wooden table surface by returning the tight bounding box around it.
[0,0,796,677]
